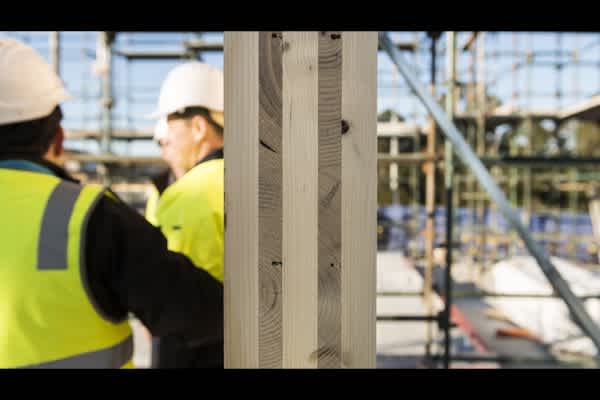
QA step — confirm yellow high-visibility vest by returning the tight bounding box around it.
[0,168,133,368]
[145,185,160,227]
[155,158,223,282]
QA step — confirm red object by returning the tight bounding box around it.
[450,305,489,353]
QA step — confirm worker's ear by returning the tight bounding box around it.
[190,115,208,143]
[53,125,65,157]
[44,125,65,164]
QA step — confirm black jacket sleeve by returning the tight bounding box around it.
[83,195,223,346]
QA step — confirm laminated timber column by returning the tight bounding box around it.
[224,31,377,368]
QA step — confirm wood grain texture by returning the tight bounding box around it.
[317,31,342,368]
[282,31,319,368]
[224,32,260,368]
[341,32,378,368]
[258,31,283,368]
[225,31,376,369]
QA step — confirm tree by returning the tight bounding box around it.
[377,109,404,123]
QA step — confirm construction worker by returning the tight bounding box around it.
[0,38,223,369]
[147,61,224,368]
[145,118,176,226]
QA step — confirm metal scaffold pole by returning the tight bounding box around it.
[49,32,60,76]
[423,31,440,362]
[443,31,457,369]
[476,32,487,269]
[100,32,115,155]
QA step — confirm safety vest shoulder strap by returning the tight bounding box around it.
[37,180,82,270]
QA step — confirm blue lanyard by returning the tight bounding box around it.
[0,159,55,176]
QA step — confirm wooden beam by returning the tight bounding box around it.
[63,154,165,165]
[64,128,153,140]
[341,32,377,368]
[281,31,319,368]
[560,94,600,122]
[377,121,422,137]
[258,31,283,368]
[225,31,376,368]
[224,32,260,368]
[114,49,193,60]
[317,31,342,368]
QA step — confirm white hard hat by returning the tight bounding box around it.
[153,117,168,141]
[0,38,71,125]
[148,61,223,122]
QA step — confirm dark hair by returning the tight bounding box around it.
[168,106,223,137]
[0,106,63,156]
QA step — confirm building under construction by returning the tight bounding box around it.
[4,31,600,369]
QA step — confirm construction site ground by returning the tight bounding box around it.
[376,251,597,368]
[129,250,595,369]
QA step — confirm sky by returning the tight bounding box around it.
[1,31,599,157]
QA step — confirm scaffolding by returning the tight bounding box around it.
[376,31,600,368]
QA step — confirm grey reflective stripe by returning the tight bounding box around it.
[37,181,82,270]
[24,335,133,369]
